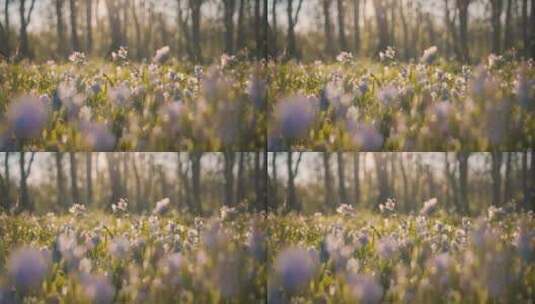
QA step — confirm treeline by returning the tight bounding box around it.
[0,152,267,215]
[2,1,534,63]
[274,0,535,61]
[0,0,268,62]
[269,152,535,215]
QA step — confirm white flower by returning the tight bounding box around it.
[336,51,353,63]
[219,205,237,220]
[111,198,128,215]
[108,237,130,259]
[69,52,86,65]
[336,204,355,216]
[152,198,171,215]
[420,198,438,216]
[69,203,86,217]
[420,46,438,64]
[153,46,171,64]
[379,198,396,214]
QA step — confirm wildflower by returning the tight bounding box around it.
[420,198,438,216]
[220,53,236,68]
[515,66,534,110]
[379,46,396,62]
[336,51,353,63]
[79,273,115,304]
[69,51,86,65]
[108,237,130,259]
[377,84,399,106]
[377,236,398,259]
[6,95,49,140]
[111,198,128,215]
[247,226,266,261]
[111,46,128,62]
[274,247,317,292]
[247,74,266,109]
[152,198,170,215]
[69,203,86,217]
[336,204,355,216]
[346,274,383,304]
[274,95,316,140]
[107,83,131,106]
[7,247,50,293]
[379,198,396,215]
[420,46,438,64]
[219,205,238,220]
[153,46,171,64]
[346,122,383,151]
[514,221,535,262]
[80,122,116,151]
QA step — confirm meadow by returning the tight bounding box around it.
[267,204,535,303]
[0,207,267,303]
[0,51,266,151]
[268,51,535,151]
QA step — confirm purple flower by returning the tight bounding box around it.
[346,274,383,304]
[274,95,316,140]
[274,247,317,292]
[420,198,438,216]
[108,237,130,258]
[346,121,383,151]
[152,198,171,215]
[80,122,116,151]
[6,95,49,140]
[7,247,50,293]
[377,236,398,259]
[80,273,115,304]
[377,85,399,106]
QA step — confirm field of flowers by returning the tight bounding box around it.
[268,50,535,151]
[0,207,267,303]
[0,50,266,151]
[267,204,535,303]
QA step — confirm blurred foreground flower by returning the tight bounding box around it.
[274,247,317,293]
[6,95,49,141]
[7,247,50,293]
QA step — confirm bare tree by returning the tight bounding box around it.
[286,0,304,59]
[70,152,80,204]
[0,153,11,210]
[56,153,67,209]
[490,0,504,54]
[323,152,334,208]
[373,0,389,53]
[374,153,390,207]
[456,0,471,62]
[18,152,35,213]
[85,0,92,53]
[337,152,348,204]
[223,0,236,55]
[17,0,37,59]
[190,152,203,214]
[86,152,92,204]
[352,0,360,54]
[322,0,335,57]
[223,151,236,206]
[457,152,470,214]
[336,0,348,51]
[491,151,503,206]
[353,152,360,205]
[189,0,204,63]
[0,0,12,58]
[287,152,302,212]
[70,0,80,51]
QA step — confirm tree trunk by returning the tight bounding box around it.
[531,0,535,58]
[0,0,11,58]
[86,0,92,53]
[56,153,67,209]
[271,152,278,210]
[490,0,504,54]
[18,0,35,59]
[337,0,348,51]
[374,153,390,207]
[105,0,123,52]
[86,152,92,204]
[70,0,80,51]
[373,0,389,52]
[223,0,235,55]
[55,0,67,58]
[522,0,528,56]
[236,152,245,203]
[353,0,360,54]
[254,0,262,58]
[503,152,513,203]
[190,152,202,215]
[503,0,513,50]
[337,152,348,204]
[189,0,203,63]
[223,151,235,206]
[353,152,360,205]
[0,153,11,211]
[491,151,503,206]
[271,0,278,57]
[323,152,334,208]
[457,0,470,62]
[530,151,535,210]
[457,152,470,215]
[236,0,246,51]
[399,154,409,212]
[70,152,80,204]
[322,0,335,57]
[522,152,528,209]
[19,152,34,213]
